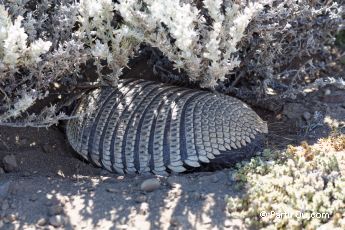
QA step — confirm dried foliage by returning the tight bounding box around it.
[0,0,139,127]
[227,139,345,229]
[0,0,87,126]
[233,0,345,100]
[116,0,266,88]
[0,0,344,127]
[146,0,345,100]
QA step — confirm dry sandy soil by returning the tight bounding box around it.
[0,61,344,230]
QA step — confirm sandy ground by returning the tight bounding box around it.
[0,125,245,230]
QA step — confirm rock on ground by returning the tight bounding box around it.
[140,178,161,192]
[49,215,65,227]
[2,155,18,172]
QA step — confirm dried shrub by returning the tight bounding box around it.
[228,144,345,229]
[0,0,139,127]
[0,0,344,127]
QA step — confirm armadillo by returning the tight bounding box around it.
[66,78,268,174]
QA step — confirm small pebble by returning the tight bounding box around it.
[2,155,18,172]
[116,176,125,180]
[140,178,161,192]
[48,205,63,216]
[37,217,47,226]
[56,170,65,178]
[49,215,65,227]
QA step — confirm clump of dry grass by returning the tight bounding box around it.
[320,132,345,151]
[331,135,345,151]
[227,138,345,229]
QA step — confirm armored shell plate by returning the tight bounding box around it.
[66,79,268,174]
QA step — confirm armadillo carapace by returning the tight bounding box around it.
[66,78,268,174]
